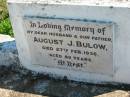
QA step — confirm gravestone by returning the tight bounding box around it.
[7,0,130,84]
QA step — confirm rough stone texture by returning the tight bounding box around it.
[7,0,130,3]
[0,34,18,66]
[0,88,47,97]
[95,90,130,97]
[0,64,130,97]
[0,34,130,97]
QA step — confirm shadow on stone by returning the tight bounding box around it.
[0,63,130,97]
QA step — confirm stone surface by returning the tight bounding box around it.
[0,63,130,97]
[0,34,130,97]
[0,34,14,43]
[0,34,18,66]
[7,0,130,5]
[7,0,130,84]
[95,90,130,97]
[23,17,113,75]
[0,88,47,97]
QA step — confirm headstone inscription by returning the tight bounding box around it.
[24,17,113,75]
[7,0,130,84]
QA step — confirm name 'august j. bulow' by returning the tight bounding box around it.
[34,37,107,50]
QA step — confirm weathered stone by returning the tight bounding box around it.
[0,34,14,43]
[33,80,49,94]
[0,44,130,96]
[0,88,47,97]
[95,90,130,97]
[0,34,19,66]
[0,88,129,97]
[7,0,130,84]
